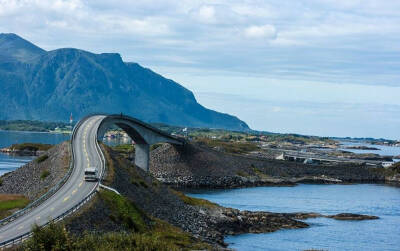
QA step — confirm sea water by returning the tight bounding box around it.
[186,184,400,251]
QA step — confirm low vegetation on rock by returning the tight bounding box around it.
[196,137,260,154]
[9,143,53,152]
[0,194,29,220]
[40,170,50,180]
[170,189,218,208]
[36,154,49,163]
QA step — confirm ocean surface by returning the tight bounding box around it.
[0,130,70,176]
[186,184,400,251]
[339,140,400,157]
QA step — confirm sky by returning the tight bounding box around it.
[1,0,399,139]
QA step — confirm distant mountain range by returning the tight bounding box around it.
[0,33,249,131]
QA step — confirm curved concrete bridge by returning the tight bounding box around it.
[97,114,183,171]
[0,114,184,247]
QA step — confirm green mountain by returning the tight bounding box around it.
[0,33,249,131]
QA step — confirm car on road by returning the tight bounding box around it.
[84,167,98,181]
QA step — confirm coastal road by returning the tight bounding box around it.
[0,115,106,245]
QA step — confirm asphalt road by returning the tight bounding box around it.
[0,115,106,244]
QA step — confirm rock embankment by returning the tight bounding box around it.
[0,142,70,200]
[150,143,390,188]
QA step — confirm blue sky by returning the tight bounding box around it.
[1,0,399,139]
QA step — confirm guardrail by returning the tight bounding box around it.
[0,116,87,228]
[0,115,108,249]
[0,189,98,249]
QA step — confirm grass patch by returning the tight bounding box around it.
[150,143,163,151]
[23,220,211,251]
[0,194,29,220]
[236,170,249,177]
[9,142,52,152]
[111,144,134,154]
[102,144,115,185]
[99,190,148,232]
[196,138,259,154]
[170,189,218,208]
[36,154,49,163]
[40,170,50,179]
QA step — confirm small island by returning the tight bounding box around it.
[345,145,381,150]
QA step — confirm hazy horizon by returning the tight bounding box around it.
[1,0,399,139]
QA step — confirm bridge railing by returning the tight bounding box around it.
[0,116,88,228]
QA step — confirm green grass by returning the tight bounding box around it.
[99,190,148,232]
[171,189,218,208]
[40,170,50,179]
[0,194,29,220]
[111,144,134,153]
[36,154,49,163]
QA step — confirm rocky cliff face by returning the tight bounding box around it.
[0,33,249,131]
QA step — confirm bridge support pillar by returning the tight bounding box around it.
[135,143,149,172]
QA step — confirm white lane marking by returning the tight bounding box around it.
[79,181,83,187]
[36,216,41,220]
[51,207,55,211]
[18,225,24,230]
[72,189,77,195]
[63,196,70,202]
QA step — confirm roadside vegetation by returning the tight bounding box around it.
[22,191,211,251]
[36,154,49,163]
[0,194,29,220]
[40,170,50,179]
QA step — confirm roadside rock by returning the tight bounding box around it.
[0,142,70,200]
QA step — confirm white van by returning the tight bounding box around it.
[84,167,98,181]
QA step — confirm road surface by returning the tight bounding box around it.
[0,115,106,244]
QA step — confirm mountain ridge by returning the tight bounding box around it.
[0,33,249,131]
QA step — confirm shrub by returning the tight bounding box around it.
[36,154,49,163]
[23,222,72,250]
[0,178,2,186]
[41,170,50,179]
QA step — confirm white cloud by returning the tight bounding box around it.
[244,25,276,39]
[194,5,216,23]
[0,0,399,136]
